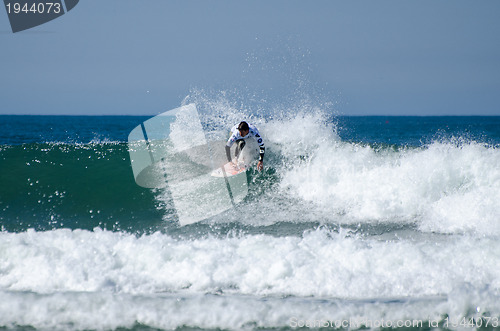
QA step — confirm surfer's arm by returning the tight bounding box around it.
[258,146,265,162]
[256,146,264,171]
[256,134,265,171]
[254,132,265,162]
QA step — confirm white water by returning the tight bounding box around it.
[2,110,500,330]
[261,113,500,235]
[1,228,500,330]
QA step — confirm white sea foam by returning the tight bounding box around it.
[266,115,500,235]
[154,108,500,234]
[0,289,495,331]
[0,228,499,329]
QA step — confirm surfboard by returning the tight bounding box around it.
[211,162,246,178]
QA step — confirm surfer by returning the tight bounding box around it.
[225,121,265,171]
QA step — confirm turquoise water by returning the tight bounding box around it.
[1,110,500,330]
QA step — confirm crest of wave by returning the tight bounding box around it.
[279,131,500,235]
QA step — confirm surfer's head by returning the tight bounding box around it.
[238,122,249,137]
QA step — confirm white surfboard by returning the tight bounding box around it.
[211,162,247,178]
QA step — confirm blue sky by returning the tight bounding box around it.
[1,1,499,115]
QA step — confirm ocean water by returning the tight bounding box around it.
[1,105,500,330]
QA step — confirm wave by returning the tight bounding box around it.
[225,111,499,236]
[275,128,500,235]
[0,228,499,330]
[1,109,500,330]
[0,142,163,233]
[1,111,499,236]
[2,226,499,299]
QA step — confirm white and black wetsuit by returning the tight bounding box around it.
[225,123,265,163]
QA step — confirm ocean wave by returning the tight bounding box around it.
[264,115,500,235]
[0,228,498,298]
[0,228,499,330]
[0,142,163,233]
[1,113,499,236]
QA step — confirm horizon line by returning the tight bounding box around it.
[1,113,499,117]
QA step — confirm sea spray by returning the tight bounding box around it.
[1,111,500,330]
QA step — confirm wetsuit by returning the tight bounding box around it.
[225,123,265,163]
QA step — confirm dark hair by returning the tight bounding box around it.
[237,121,249,131]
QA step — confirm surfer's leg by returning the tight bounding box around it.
[235,139,246,159]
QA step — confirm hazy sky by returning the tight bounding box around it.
[1,1,500,115]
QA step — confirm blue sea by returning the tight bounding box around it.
[1,102,500,330]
